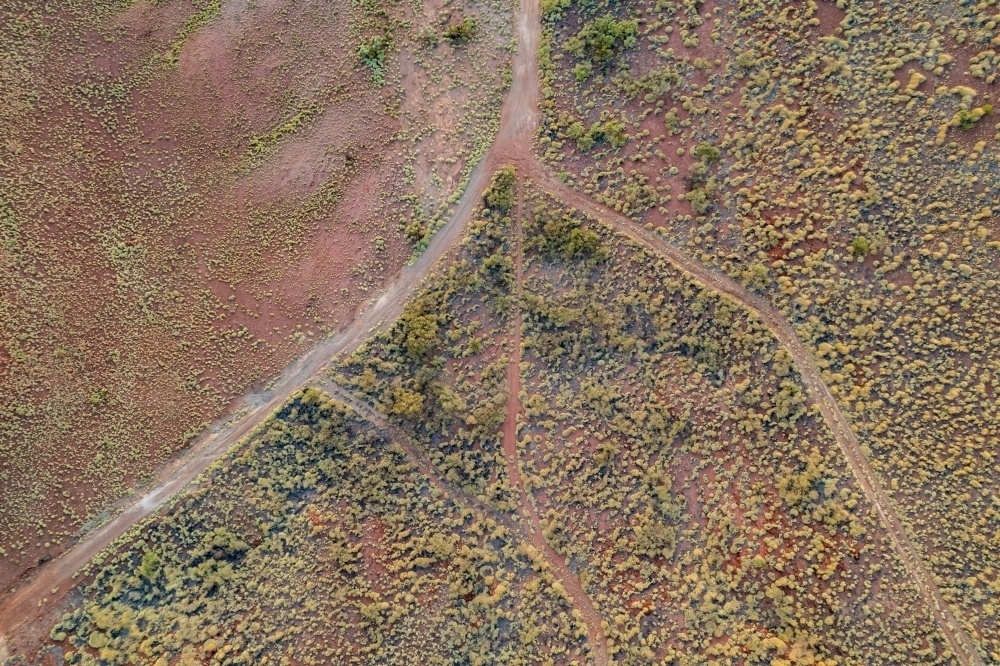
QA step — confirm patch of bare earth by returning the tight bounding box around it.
[0,0,512,600]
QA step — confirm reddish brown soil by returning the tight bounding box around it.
[3,0,985,663]
[0,0,539,655]
[0,0,513,605]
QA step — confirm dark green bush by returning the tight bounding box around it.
[358,35,389,85]
[694,141,721,163]
[563,14,639,75]
[484,165,517,213]
[443,17,478,43]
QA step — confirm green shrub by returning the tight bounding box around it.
[577,118,628,152]
[138,550,161,582]
[358,35,389,85]
[688,188,711,214]
[614,66,680,99]
[417,25,439,47]
[563,14,639,73]
[484,165,517,213]
[952,104,991,130]
[849,236,870,257]
[694,141,721,163]
[401,308,440,359]
[739,262,771,291]
[540,0,571,19]
[664,108,680,135]
[443,17,478,43]
[734,49,758,69]
[530,208,609,262]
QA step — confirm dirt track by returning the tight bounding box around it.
[0,0,984,660]
[526,170,984,666]
[0,0,541,651]
[500,183,610,664]
[314,364,609,663]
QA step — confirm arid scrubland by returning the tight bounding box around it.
[6,0,1000,662]
[538,0,1000,658]
[29,169,976,665]
[45,392,590,665]
[335,167,520,511]
[0,0,512,594]
[29,171,601,666]
[516,187,951,664]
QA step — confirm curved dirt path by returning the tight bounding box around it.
[0,0,542,651]
[3,0,980,662]
[308,378,516,530]
[527,169,984,666]
[500,183,610,665]
[0,164,498,652]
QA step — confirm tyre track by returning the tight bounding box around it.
[312,370,607,662]
[4,0,978,662]
[307,378,515,529]
[500,181,610,665]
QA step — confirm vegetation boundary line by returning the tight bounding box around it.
[0,0,545,650]
[0,98,509,650]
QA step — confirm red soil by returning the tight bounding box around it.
[0,0,518,599]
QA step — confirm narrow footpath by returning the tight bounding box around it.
[498,184,610,665]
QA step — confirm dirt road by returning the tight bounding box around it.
[0,0,542,650]
[314,370,607,662]
[1,0,983,660]
[528,170,984,666]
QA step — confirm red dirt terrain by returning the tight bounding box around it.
[0,0,512,602]
[0,0,537,656]
[2,0,993,662]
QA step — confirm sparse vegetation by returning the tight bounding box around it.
[538,0,1000,657]
[0,0,516,607]
[42,393,589,665]
[8,0,1000,662]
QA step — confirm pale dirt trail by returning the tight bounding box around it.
[528,170,984,666]
[0,172,498,654]
[0,0,542,651]
[500,184,610,665]
[3,0,980,661]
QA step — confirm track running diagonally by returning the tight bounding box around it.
[527,169,984,666]
[0,0,541,649]
[0,0,985,661]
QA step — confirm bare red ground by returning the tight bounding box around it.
[0,0,493,599]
